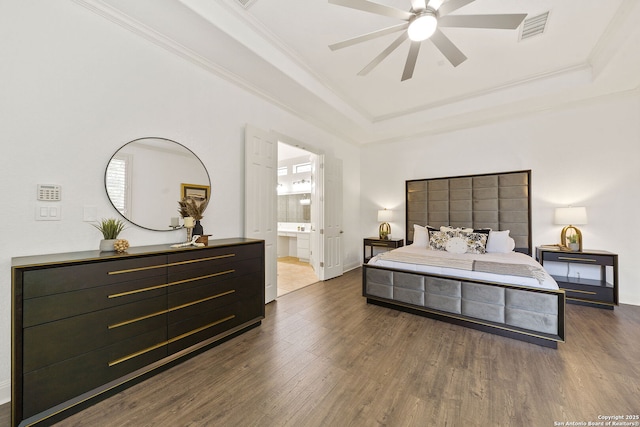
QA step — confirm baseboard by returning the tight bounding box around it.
[0,379,10,405]
[344,262,361,273]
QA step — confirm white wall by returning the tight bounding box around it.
[361,91,640,306]
[0,1,361,404]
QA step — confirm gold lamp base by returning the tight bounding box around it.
[379,222,391,240]
[560,225,583,251]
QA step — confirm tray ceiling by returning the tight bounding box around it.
[75,0,640,144]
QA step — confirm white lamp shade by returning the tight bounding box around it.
[554,207,587,225]
[408,13,437,41]
[378,209,393,222]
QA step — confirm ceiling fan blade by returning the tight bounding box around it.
[426,0,445,11]
[430,28,467,66]
[439,14,527,30]
[401,41,422,81]
[437,0,475,16]
[358,32,408,76]
[329,23,408,51]
[410,0,427,12]
[329,0,413,21]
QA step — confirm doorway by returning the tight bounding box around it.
[244,125,343,303]
[276,142,319,296]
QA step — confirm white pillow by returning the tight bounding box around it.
[445,236,468,254]
[486,230,516,253]
[412,224,430,247]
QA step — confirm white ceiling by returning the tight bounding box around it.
[76,0,640,144]
[278,142,313,161]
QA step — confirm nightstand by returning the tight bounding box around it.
[364,237,404,263]
[537,247,618,309]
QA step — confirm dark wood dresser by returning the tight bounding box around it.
[11,238,265,427]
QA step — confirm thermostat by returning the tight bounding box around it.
[37,184,62,201]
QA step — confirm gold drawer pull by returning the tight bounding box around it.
[108,270,235,298]
[108,290,235,329]
[108,254,236,275]
[108,263,166,275]
[108,315,235,366]
[169,254,235,267]
[557,257,596,262]
[562,288,596,295]
[371,243,390,247]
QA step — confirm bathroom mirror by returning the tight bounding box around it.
[105,137,210,231]
[278,194,311,223]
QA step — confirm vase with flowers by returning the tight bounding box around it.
[178,196,208,237]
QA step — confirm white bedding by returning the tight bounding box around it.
[367,245,559,290]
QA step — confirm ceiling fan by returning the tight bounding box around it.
[329,0,527,81]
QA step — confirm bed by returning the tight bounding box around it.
[362,170,565,348]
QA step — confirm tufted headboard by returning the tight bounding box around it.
[406,170,532,255]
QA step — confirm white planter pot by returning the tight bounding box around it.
[100,239,117,252]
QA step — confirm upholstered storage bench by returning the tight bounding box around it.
[363,264,564,347]
[12,238,264,427]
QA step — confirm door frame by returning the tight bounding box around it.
[246,127,343,301]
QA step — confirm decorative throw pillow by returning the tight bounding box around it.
[440,225,473,233]
[429,230,455,251]
[473,228,491,236]
[486,230,516,253]
[445,236,468,254]
[412,224,436,247]
[460,231,489,254]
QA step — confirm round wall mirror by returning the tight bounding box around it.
[105,137,211,231]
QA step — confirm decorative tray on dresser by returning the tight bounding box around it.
[11,238,265,427]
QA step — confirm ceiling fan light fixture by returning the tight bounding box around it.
[408,11,437,41]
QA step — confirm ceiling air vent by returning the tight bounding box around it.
[235,0,257,8]
[520,12,549,41]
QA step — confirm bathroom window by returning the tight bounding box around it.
[278,166,288,176]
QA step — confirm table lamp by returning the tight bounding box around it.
[554,206,587,251]
[378,209,392,240]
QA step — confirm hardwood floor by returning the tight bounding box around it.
[5,267,639,426]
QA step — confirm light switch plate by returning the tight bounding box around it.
[36,204,62,221]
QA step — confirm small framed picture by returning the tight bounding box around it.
[181,183,210,200]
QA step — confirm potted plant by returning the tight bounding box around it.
[568,233,579,251]
[93,218,126,251]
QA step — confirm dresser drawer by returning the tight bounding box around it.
[167,257,262,295]
[542,252,614,266]
[23,295,168,373]
[167,298,261,355]
[167,243,262,269]
[22,328,167,419]
[23,275,167,327]
[364,239,397,249]
[168,272,261,324]
[168,274,237,310]
[23,255,168,299]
